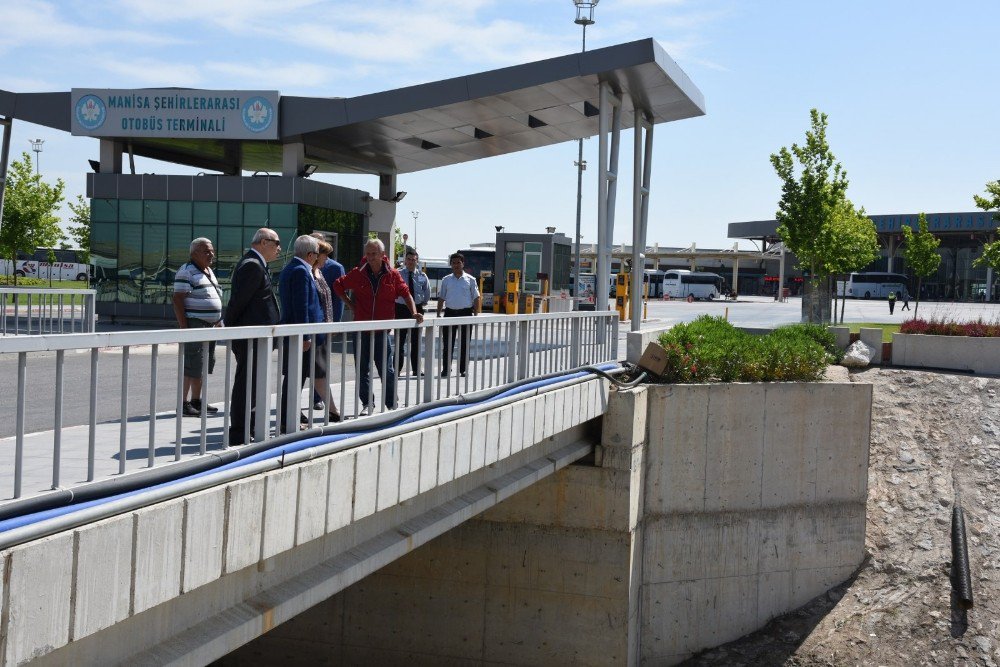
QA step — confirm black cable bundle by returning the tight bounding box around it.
[951,497,974,609]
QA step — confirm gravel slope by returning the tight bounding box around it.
[683,367,1000,666]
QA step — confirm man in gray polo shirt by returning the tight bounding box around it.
[173,238,224,417]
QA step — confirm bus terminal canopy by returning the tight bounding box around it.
[0,38,705,176]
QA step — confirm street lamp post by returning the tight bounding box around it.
[572,1,598,309]
[29,138,44,176]
[411,211,419,251]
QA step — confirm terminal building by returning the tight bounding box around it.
[730,212,999,301]
[0,38,706,322]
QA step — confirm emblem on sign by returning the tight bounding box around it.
[241,96,274,133]
[75,95,107,131]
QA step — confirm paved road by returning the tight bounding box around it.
[636,295,1000,330]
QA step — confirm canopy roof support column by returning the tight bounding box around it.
[630,108,653,331]
[0,116,11,241]
[595,82,622,315]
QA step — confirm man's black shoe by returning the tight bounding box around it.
[182,401,200,417]
[190,399,218,414]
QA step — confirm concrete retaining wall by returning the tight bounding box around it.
[892,332,1000,374]
[2,378,610,666]
[635,381,872,664]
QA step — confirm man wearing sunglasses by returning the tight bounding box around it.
[226,228,281,445]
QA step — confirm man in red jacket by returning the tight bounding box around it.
[334,238,423,413]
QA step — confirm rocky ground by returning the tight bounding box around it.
[683,367,1000,666]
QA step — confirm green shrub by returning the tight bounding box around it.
[655,316,831,383]
[0,275,46,287]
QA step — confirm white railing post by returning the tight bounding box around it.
[611,314,620,361]
[284,335,304,435]
[254,337,272,443]
[422,324,435,403]
[516,319,530,380]
[570,316,582,368]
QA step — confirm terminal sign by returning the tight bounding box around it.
[70,89,280,140]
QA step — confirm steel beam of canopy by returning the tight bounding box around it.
[0,116,12,240]
[595,82,622,315]
[630,109,654,331]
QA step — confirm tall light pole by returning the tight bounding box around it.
[29,138,44,176]
[572,1,598,308]
[411,210,419,251]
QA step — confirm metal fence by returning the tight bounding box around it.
[0,311,618,501]
[1,288,96,335]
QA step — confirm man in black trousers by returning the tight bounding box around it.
[225,228,281,445]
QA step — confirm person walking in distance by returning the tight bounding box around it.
[437,252,481,377]
[395,250,430,375]
[225,228,281,445]
[333,238,422,414]
[888,290,897,315]
[900,290,910,311]
[172,238,224,417]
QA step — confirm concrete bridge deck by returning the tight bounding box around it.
[1,373,611,665]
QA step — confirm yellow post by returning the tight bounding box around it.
[541,277,550,313]
[505,269,520,315]
[643,280,649,321]
[478,270,492,315]
[615,273,630,321]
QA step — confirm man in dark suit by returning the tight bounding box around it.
[277,235,325,432]
[226,228,281,445]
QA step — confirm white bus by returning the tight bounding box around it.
[0,248,90,281]
[841,272,908,299]
[662,269,725,300]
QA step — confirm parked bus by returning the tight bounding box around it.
[840,272,909,299]
[661,269,725,300]
[0,248,90,281]
[643,270,666,298]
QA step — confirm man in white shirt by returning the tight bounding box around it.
[437,252,480,376]
[172,238,223,417]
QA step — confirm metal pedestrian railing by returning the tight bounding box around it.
[0,311,618,501]
[1,287,96,335]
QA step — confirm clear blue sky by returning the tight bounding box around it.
[3,0,998,258]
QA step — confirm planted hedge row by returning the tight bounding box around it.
[654,316,839,383]
[0,276,47,287]
[899,318,1000,337]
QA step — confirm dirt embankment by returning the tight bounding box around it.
[685,368,1000,666]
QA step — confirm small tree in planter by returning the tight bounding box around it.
[902,213,941,318]
[818,199,879,324]
[973,181,1000,300]
[771,109,865,323]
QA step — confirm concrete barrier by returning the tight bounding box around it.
[859,327,883,364]
[892,332,1000,374]
[828,325,850,349]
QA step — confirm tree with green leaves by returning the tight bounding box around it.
[903,213,941,318]
[0,152,66,285]
[771,109,861,323]
[64,195,91,263]
[972,182,1000,301]
[393,226,405,260]
[816,199,880,323]
[973,180,1000,222]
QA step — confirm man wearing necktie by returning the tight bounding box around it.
[395,250,430,375]
[225,228,282,445]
